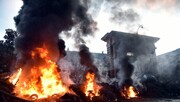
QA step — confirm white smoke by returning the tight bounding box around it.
[58,58,75,87]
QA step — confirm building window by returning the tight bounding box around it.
[127,52,134,56]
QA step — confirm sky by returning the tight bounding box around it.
[0,0,180,55]
[0,0,22,39]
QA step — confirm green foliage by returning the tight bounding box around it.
[0,29,18,73]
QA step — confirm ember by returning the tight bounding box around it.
[83,72,101,100]
[11,46,68,100]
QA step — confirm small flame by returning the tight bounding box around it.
[128,86,138,98]
[121,86,138,99]
[9,68,22,85]
[83,72,101,100]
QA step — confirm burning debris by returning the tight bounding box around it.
[4,42,140,102]
[6,0,98,101]
[1,37,141,102]
[83,71,101,100]
[120,59,139,99]
[121,86,138,99]
[1,0,180,102]
[11,46,69,100]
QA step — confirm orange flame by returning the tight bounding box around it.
[121,86,138,99]
[12,46,68,100]
[9,68,22,85]
[127,86,138,98]
[83,72,101,100]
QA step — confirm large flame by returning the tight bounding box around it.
[121,86,138,99]
[83,72,101,100]
[11,46,68,100]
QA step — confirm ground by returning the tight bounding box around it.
[122,98,180,102]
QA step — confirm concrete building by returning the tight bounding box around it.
[156,48,180,82]
[101,31,159,78]
[63,51,108,83]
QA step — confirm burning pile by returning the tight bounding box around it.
[121,86,138,99]
[83,71,101,100]
[6,44,140,101]
[6,43,140,101]
[10,46,68,100]
[118,56,139,99]
[6,48,141,102]
[8,0,98,100]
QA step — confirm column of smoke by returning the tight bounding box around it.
[14,0,97,84]
[79,44,99,80]
[57,39,75,87]
[114,56,134,87]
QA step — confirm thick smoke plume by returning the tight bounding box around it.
[121,57,134,84]
[79,44,99,78]
[115,56,134,87]
[14,0,97,64]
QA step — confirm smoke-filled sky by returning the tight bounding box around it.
[0,0,180,55]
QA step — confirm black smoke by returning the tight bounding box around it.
[79,44,99,78]
[14,0,97,63]
[58,39,66,58]
[120,56,134,87]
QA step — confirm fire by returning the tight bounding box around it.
[121,86,138,99]
[11,46,68,100]
[127,86,138,98]
[83,72,101,100]
[9,68,22,85]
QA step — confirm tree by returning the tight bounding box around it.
[0,29,18,73]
